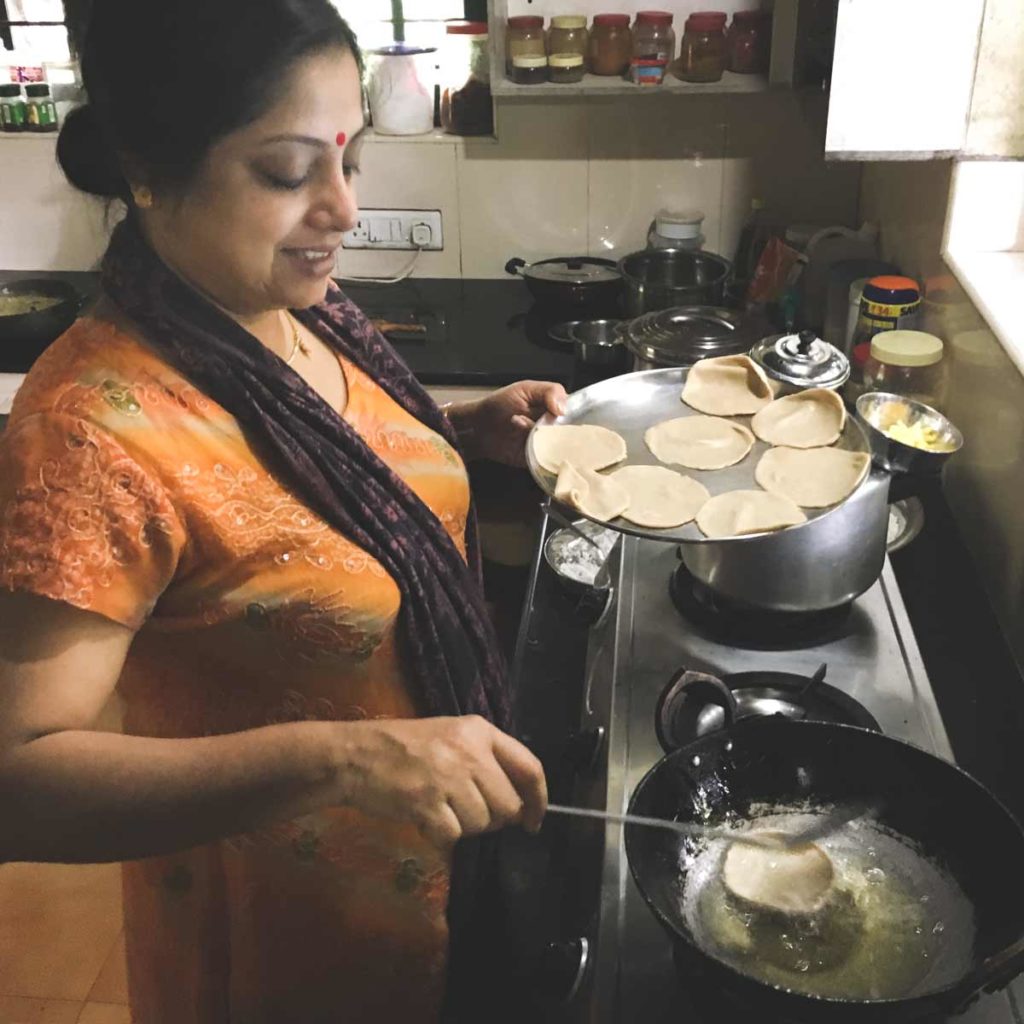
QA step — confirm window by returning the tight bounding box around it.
[334,1,469,53]
[1,0,70,66]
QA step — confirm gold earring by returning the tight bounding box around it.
[132,185,153,209]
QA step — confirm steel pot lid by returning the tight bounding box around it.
[749,329,851,389]
[624,306,754,366]
[521,257,621,286]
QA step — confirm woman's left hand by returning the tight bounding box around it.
[448,381,567,467]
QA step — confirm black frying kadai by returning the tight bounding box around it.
[626,713,1024,1022]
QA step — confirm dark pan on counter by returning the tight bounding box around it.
[0,279,85,371]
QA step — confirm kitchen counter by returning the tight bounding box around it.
[0,270,575,387]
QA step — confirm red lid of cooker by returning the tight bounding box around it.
[636,10,674,25]
[507,15,543,29]
[446,20,488,34]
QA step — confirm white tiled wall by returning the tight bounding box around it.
[0,93,862,278]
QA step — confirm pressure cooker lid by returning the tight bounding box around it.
[750,329,851,389]
[624,306,753,365]
[523,257,622,286]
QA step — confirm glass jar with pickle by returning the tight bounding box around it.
[548,15,588,65]
[589,14,632,77]
[676,11,727,83]
[440,21,493,137]
[506,15,546,78]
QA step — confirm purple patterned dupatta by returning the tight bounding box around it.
[102,215,511,731]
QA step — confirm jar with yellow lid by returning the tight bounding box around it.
[549,15,589,66]
[862,330,946,408]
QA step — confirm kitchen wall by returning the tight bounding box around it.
[861,160,1024,672]
[0,92,861,276]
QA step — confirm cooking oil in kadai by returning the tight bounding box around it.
[681,812,976,1000]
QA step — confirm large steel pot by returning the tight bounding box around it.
[623,306,768,371]
[677,458,892,613]
[618,248,731,317]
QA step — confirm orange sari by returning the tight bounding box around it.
[0,315,471,1022]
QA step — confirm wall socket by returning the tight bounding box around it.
[342,209,443,251]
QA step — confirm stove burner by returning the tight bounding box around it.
[670,562,853,650]
[655,666,880,754]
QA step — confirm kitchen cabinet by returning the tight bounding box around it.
[825,0,1024,161]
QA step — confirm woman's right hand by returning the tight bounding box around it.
[333,715,548,850]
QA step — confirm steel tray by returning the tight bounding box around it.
[526,367,872,544]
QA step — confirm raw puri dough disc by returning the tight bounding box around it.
[751,388,847,449]
[531,424,627,475]
[608,465,710,529]
[723,835,835,916]
[755,447,871,509]
[696,489,807,539]
[681,355,774,416]
[554,463,629,522]
[644,415,755,471]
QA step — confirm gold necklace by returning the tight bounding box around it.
[282,311,311,366]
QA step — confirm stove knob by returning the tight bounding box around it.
[574,586,613,626]
[564,726,606,774]
[537,937,590,1005]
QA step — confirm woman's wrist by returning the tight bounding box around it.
[441,399,483,460]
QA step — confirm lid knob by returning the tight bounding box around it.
[796,329,817,355]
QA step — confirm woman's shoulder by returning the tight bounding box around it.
[10,301,226,432]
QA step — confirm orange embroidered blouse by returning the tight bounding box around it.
[0,314,472,1023]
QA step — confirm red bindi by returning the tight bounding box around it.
[335,131,347,147]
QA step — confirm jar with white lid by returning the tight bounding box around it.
[548,15,588,64]
[648,209,704,250]
[862,330,946,408]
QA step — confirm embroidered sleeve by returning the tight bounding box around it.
[0,412,187,629]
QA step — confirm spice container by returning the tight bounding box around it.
[549,53,585,84]
[548,15,588,64]
[506,15,546,77]
[726,10,770,74]
[589,14,632,76]
[0,84,27,132]
[862,330,946,408]
[853,275,922,347]
[631,11,675,86]
[25,83,57,132]
[676,11,727,83]
[440,22,493,137]
[511,55,548,85]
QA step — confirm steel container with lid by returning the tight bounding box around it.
[623,306,761,371]
[749,328,851,394]
[618,247,731,316]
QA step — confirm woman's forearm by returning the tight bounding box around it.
[0,720,340,863]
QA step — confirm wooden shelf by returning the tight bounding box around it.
[491,70,768,99]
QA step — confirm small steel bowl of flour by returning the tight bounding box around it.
[544,519,618,593]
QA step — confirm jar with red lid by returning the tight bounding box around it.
[726,9,770,74]
[506,15,546,78]
[631,11,675,86]
[589,14,632,76]
[441,21,493,137]
[676,11,727,83]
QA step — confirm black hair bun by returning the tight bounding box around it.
[56,104,127,199]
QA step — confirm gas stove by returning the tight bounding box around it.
[509,515,1019,1024]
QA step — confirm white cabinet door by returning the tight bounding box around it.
[825,0,985,160]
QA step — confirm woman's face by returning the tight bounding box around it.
[143,46,365,318]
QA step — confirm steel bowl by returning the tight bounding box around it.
[855,392,963,476]
[543,519,617,595]
[570,319,627,366]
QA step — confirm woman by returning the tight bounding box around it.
[0,2,560,1021]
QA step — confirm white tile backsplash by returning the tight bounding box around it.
[0,92,862,279]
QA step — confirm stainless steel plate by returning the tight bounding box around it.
[526,366,873,545]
